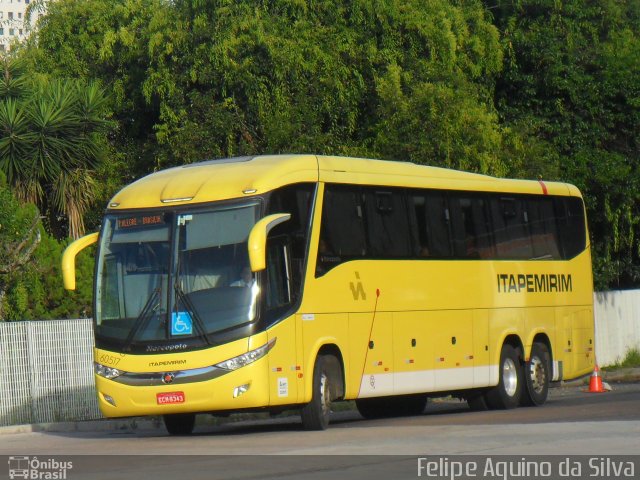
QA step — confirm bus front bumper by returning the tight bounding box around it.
[95,358,270,418]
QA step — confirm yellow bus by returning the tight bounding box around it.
[63,155,595,434]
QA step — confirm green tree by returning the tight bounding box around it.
[0,173,40,320]
[0,57,112,238]
[490,0,640,289]
[23,0,171,177]
[24,0,505,173]
[13,235,95,320]
[142,0,506,173]
[22,0,640,290]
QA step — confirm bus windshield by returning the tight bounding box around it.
[95,203,260,352]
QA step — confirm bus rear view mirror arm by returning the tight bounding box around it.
[248,213,291,272]
[62,232,99,290]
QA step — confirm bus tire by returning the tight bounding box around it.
[163,413,196,435]
[485,344,523,409]
[521,342,550,406]
[301,355,334,430]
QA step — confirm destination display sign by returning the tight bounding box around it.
[116,214,165,230]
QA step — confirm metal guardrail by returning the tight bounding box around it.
[0,319,100,427]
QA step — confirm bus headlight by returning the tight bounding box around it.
[94,362,124,379]
[215,338,276,371]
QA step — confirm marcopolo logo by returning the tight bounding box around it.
[8,456,73,479]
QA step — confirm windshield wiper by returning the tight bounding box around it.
[122,287,161,352]
[174,284,212,346]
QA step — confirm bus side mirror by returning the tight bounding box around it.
[248,213,291,272]
[62,232,99,290]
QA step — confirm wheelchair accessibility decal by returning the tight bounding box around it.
[171,311,193,336]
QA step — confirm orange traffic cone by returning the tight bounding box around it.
[588,365,606,393]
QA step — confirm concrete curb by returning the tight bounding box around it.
[0,410,279,436]
[556,367,640,388]
[601,367,640,383]
[0,418,164,435]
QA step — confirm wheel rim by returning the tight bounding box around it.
[319,372,330,416]
[503,357,518,397]
[529,355,547,394]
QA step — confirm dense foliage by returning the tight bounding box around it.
[490,0,640,287]
[0,57,112,239]
[0,0,637,320]
[0,174,94,320]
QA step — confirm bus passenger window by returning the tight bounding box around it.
[492,197,533,259]
[556,197,586,259]
[316,237,341,275]
[316,186,366,276]
[450,196,494,259]
[363,189,412,258]
[410,191,452,258]
[528,198,560,259]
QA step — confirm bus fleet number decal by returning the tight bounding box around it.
[98,354,121,366]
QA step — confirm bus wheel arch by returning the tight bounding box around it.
[521,335,552,407]
[316,344,345,400]
[300,344,345,430]
[485,337,524,410]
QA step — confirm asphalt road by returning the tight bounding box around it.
[1,383,639,480]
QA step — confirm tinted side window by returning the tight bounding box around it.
[267,183,315,300]
[410,191,452,257]
[317,185,366,275]
[556,197,586,259]
[528,197,561,259]
[449,194,494,259]
[265,240,291,311]
[492,197,533,259]
[267,183,314,236]
[363,188,412,257]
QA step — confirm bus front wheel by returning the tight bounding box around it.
[521,342,550,406]
[485,344,523,409]
[301,355,335,430]
[163,413,196,435]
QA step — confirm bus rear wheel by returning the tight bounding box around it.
[485,344,523,409]
[163,413,196,435]
[301,355,336,430]
[521,342,550,406]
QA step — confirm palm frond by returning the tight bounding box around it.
[0,57,29,99]
[0,99,37,183]
[51,168,97,239]
[13,177,44,205]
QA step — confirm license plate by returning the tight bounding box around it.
[156,392,185,405]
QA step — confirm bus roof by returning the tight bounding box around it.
[107,154,580,209]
